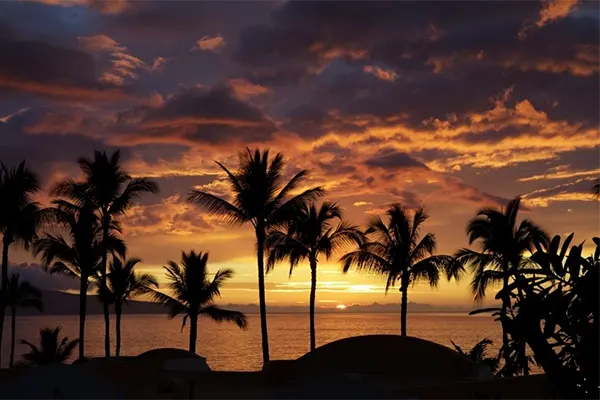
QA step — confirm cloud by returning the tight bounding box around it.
[353,201,373,207]
[78,34,163,86]
[125,194,214,236]
[518,167,600,182]
[110,85,279,147]
[365,149,426,170]
[363,65,398,82]
[0,34,129,101]
[192,35,227,52]
[28,0,130,14]
[519,0,580,38]
[227,78,269,98]
[522,177,596,207]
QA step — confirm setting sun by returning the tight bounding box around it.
[336,304,347,310]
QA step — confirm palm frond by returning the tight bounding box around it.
[187,190,246,226]
[201,305,248,329]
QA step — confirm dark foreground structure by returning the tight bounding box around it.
[0,335,556,399]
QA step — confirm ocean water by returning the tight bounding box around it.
[1,313,501,370]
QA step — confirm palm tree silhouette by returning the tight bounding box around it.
[20,327,79,366]
[340,205,460,336]
[454,196,548,375]
[451,338,498,374]
[34,202,125,360]
[188,148,323,363]
[105,256,158,356]
[7,273,43,368]
[0,161,46,367]
[266,201,362,351]
[52,150,158,357]
[151,251,247,354]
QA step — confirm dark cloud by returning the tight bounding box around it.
[365,149,427,170]
[117,85,278,146]
[0,31,129,102]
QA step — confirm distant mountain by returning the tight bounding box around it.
[18,291,476,316]
[19,290,167,316]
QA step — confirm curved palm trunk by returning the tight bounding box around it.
[101,218,110,358]
[78,275,87,360]
[115,303,122,357]
[256,225,270,364]
[400,284,408,337]
[0,236,11,367]
[189,313,198,354]
[9,306,16,368]
[309,257,317,352]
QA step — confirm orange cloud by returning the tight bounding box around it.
[363,65,398,82]
[192,35,227,52]
[227,78,269,98]
[0,75,130,102]
[519,167,600,182]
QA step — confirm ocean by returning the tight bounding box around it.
[1,313,501,370]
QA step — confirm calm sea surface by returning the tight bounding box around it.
[1,313,501,370]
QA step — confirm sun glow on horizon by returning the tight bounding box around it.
[336,304,346,310]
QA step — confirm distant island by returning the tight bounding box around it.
[19,290,476,316]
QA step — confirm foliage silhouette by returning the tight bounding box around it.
[451,338,498,374]
[341,205,460,336]
[455,196,548,376]
[188,148,323,363]
[7,273,43,368]
[33,202,125,360]
[151,251,247,354]
[20,327,79,366]
[0,161,47,367]
[266,201,363,351]
[51,150,158,357]
[105,256,158,356]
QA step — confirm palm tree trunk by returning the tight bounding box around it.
[9,306,16,368]
[255,224,270,364]
[101,216,110,358]
[78,275,87,360]
[0,236,11,367]
[189,313,198,354]
[500,272,510,372]
[115,303,122,357]
[400,284,408,337]
[309,257,317,352]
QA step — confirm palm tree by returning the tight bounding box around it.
[0,161,46,367]
[52,150,158,357]
[454,196,548,375]
[188,148,323,363]
[7,274,43,368]
[266,201,363,351]
[340,205,460,336]
[33,202,125,360]
[151,251,247,354]
[20,327,79,366]
[106,256,158,357]
[451,338,498,374]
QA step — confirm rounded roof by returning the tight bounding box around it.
[294,335,480,380]
[137,348,200,361]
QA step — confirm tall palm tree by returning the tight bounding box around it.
[20,327,79,366]
[188,148,323,363]
[52,150,158,357]
[106,256,158,357]
[7,274,43,368]
[340,205,460,336]
[454,196,548,375]
[266,201,363,351]
[33,202,125,360]
[0,161,46,367]
[151,251,247,354]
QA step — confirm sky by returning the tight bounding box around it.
[1,0,598,309]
